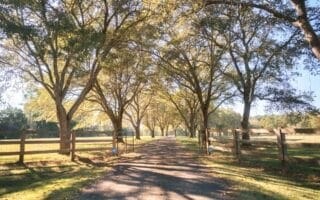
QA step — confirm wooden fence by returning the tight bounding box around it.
[204,128,291,167]
[0,130,135,163]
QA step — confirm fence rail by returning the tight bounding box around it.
[0,130,135,163]
[205,128,320,169]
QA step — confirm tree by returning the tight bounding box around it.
[0,107,27,130]
[0,0,146,152]
[0,107,27,139]
[160,86,200,138]
[156,10,234,144]
[24,89,58,122]
[204,0,320,61]
[152,99,171,136]
[143,101,158,138]
[209,108,241,132]
[89,46,149,145]
[125,90,152,140]
[205,6,311,140]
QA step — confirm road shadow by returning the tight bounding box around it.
[77,137,232,200]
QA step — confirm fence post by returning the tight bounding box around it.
[18,131,26,164]
[125,133,127,153]
[205,128,209,155]
[233,129,241,162]
[71,131,76,161]
[116,136,119,156]
[198,130,201,153]
[277,128,288,168]
[133,134,135,152]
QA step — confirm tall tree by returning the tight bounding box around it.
[143,100,158,138]
[125,90,153,140]
[155,12,234,143]
[89,46,148,146]
[204,6,311,140]
[0,0,146,152]
[160,85,200,138]
[155,100,173,136]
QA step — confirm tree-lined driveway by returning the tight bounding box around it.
[79,137,230,200]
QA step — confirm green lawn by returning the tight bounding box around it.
[0,136,157,200]
[177,136,320,200]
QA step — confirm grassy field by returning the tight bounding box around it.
[0,136,158,200]
[177,135,320,200]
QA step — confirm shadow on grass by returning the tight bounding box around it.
[177,136,320,199]
[211,149,320,190]
[0,160,109,199]
[0,139,156,199]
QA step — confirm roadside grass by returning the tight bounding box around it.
[0,161,110,200]
[177,136,320,200]
[0,136,157,200]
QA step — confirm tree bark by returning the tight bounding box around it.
[151,129,155,138]
[135,123,141,140]
[56,104,71,154]
[113,119,125,144]
[290,0,320,60]
[189,122,196,138]
[201,110,209,145]
[241,100,251,141]
[160,127,165,136]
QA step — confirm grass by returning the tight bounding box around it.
[0,136,158,200]
[0,161,109,200]
[177,136,320,200]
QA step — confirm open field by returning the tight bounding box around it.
[0,136,158,200]
[211,134,320,144]
[177,136,320,200]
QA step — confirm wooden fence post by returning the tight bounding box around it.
[125,134,127,153]
[205,128,209,155]
[277,128,288,168]
[233,130,241,162]
[198,130,201,153]
[133,135,135,152]
[18,131,26,164]
[116,136,119,156]
[71,131,76,161]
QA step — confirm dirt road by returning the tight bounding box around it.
[79,137,230,200]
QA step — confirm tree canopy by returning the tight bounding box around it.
[0,0,318,145]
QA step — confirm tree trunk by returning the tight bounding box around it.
[160,127,165,136]
[241,100,251,141]
[56,104,71,154]
[165,126,169,136]
[201,111,209,145]
[151,129,155,138]
[135,123,141,140]
[113,120,124,144]
[189,123,196,138]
